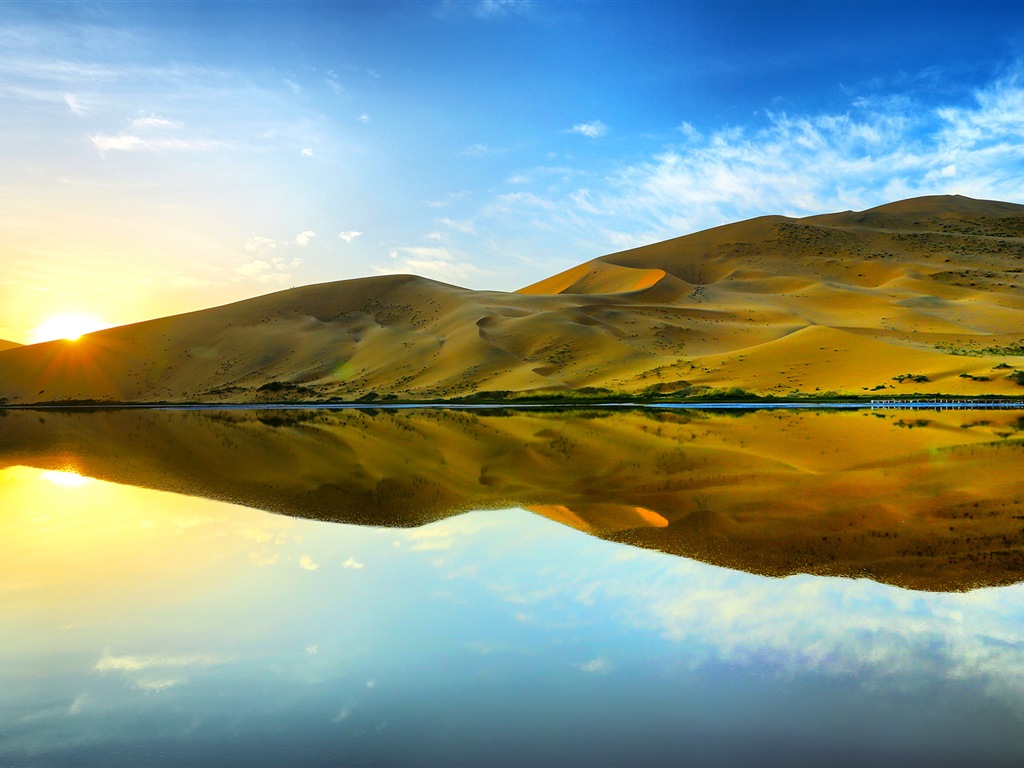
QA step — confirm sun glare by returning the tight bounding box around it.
[40,469,93,488]
[29,313,110,344]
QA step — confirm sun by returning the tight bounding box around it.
[29,313,110,344]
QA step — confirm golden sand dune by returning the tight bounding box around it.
[1,406,1022,591]
[2,194,1024,403]
[0,339,21,352]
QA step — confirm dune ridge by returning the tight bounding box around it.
[2,195,1024,403]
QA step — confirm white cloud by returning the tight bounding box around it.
[325,71,344,95]
[460,143,505,157]
[295,230,316,246]
[677,121,701,141]
[485,74,1024,253]
[358,113,371,124]
[440,216,475,233]
[569,120,607,138]
[343,557,364,569]
[301,147,314,157]
[472,0,532,17]
[130,114,182,130]
[300,555,320,571]
[233,259,272,279]
[337,230,363,243]
[62,92,85,115]
[284,78,302,95]
[89,133,223,153]
[244,235,277,254]
[231,249,297,284]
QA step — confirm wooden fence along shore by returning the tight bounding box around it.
[869,399,1024,409]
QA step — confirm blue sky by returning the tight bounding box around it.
[4,0,1024,341]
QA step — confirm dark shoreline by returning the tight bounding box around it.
[3,399,1024,411]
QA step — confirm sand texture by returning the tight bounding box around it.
[0,339,21,353]
[3,195,1024,403]
[1,406,1022,591]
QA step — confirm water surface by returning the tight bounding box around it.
[3,408,1024,766]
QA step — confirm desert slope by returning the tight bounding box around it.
[2,195,1024,403]
[0,339,21,352]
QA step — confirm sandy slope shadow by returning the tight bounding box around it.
[1,406,1023,591]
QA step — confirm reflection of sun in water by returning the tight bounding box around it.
[40,470,93,488]
[29,313,110,343]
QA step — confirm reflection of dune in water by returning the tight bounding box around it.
[1,406,1023,591]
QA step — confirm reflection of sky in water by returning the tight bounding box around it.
[2,465,1024,767]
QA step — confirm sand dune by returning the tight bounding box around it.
[2,406,1022,591]
[0,339,21,352]
[2,195,1024,403]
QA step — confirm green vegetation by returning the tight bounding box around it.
[257,381,316,395]
[936,340,1024,357]
[893,373,930,383]
[1008,371,1024,386]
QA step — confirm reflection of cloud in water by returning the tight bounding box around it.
[417,511,1024,705]
[578,657,611,674]
[407,515,503,553]
[94,652,227,693]
[95,652,225,672]
[588,556,1024,699]
[249,551,279,567]
[67,694,88,715]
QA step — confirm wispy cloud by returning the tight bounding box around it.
[438,0,533,18]
[325,70,344,95]
[460,142,508,157]
[130,114,183,130]
[63,92,86,115]
[477,0,532,16]
[244,235,277,254]
[381,245,484,283]
[487,73,1024,255]
[232,254,300,284]
[439,216,475,233]
[89,133,224,153]
[337,230,363,243]
[569,120,607,139]
[295,230,316,246]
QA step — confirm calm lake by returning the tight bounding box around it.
[3,406,1024,767]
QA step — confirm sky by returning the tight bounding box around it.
[4,1,1024,343]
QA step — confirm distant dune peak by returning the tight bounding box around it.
[517,261,669,296]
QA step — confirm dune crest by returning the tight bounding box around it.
[2,195,1024,403]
